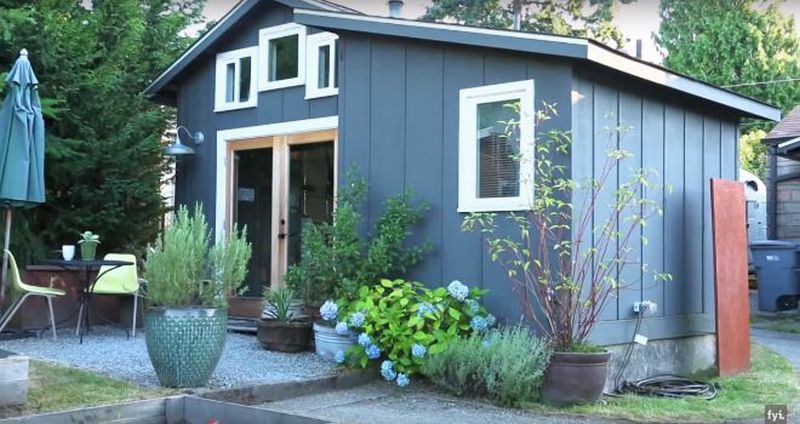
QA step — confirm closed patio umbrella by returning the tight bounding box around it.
[0,49,45,303]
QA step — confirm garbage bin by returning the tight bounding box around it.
[750,240,800,312]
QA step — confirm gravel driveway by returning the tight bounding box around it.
[751,327,800,369]
[0,326,336,388]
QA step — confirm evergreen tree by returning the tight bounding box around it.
[423,0,634,48]
[655,0,800,178]
[0,0,204,261]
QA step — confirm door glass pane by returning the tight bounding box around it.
[317,44,331,89]
[234,148,273,296]
[225,62,236,103]
[269,34,299,81]
[477,99,521,198]
[239,56,251,102]
[287,142,335,268]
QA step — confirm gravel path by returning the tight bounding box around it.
[752,327,800,369]
[0,326,336,388]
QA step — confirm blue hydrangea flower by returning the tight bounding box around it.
[349,311,366,328]
[470,315,488,332]
[481,338,492,349]
[320,300,338,321]
[396,373,410,387]
[416,302,435,317]
[366,344,381,359]
[486,314,496,326]
[358,332,372,347]
[334,350,346,364]
[466,299,480,314]
[335,321,349,335]
[411,343,427,358]
[447,280,469,302]
[380,360,397,381]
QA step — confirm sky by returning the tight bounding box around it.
[201,0,800,63]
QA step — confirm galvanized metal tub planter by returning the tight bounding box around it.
[256,319,312,353]
[144,307,227,388]
[541,350,612,407]
[312,323,355,362]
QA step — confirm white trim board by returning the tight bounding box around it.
[215,115,339,242]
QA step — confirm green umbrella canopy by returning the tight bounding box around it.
[0,49,45,207]
[0,49,45,304]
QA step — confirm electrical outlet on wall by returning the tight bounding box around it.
[633,300,658,316]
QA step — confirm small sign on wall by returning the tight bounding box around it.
[238,187,255,202]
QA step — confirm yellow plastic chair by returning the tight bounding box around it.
[76,253,141,337]
[0,249,65,339]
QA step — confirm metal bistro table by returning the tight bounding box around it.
[44,258,133,343]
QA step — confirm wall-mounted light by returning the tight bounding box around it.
[164,126,204,156]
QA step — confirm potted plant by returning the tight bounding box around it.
[463,105,670,406]
[142,204,251,388]
[256,287,311,352]
[77,231,100,261]
[284,169,431,361]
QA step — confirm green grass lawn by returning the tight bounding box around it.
[751,313,800,334]
[0,360,172,418]
[542,345,798,423]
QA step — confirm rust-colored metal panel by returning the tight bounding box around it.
[711,178,750,376]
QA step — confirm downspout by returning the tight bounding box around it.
[767,143,778,239]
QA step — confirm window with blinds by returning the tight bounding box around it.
[458,80,534,213]
[477,101,521,198]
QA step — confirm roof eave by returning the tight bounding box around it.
[295,8,782,122]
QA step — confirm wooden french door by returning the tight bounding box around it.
[227,129,337,295]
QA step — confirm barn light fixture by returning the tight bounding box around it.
[164,126,204,156]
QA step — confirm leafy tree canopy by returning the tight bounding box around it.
[0,0,204,261]
[656,0,800,178]
[423,0,635,48]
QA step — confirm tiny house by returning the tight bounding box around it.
[145,0,780,379]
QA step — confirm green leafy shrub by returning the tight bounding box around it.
[144,204,251,308]
[284,169,430,306]
[335,279,492,386]
[421,326,551,406]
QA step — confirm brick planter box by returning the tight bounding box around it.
[2,266,124,331]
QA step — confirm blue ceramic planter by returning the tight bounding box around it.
[144,307,227,388]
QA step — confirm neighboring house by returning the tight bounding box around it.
[764,105,800,239]
[145,0,780,381]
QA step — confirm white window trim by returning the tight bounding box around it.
[305,32,339,99]
[458,79,535,213]
[258,23,306,92]
[214,47,258,113]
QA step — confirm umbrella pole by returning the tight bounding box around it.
[0,208,11,304]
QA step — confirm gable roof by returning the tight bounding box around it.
[143,0,360,99]
[765,105,800,143]
[145,2,781,122]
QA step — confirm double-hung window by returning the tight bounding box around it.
[458,80,535,212]
[215,47,257,112]
[305,32,339,99]
[258,23,306,91]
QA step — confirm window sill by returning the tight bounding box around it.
[305,88,338,100]
[259,78,305,92]
[214,102,258,113]
[457,202,532,214]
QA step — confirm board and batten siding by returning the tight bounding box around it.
[338,33,573,324]
[571,74,739,344]
[174,0,337,226]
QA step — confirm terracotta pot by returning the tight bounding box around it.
[256,319,312,353]
[542,350,612,407]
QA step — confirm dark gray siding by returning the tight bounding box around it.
[174,0,337,225]
[338,33,573,321]
[572,73,739,344]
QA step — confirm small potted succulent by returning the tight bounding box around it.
[78,231,100,261]
[257,287,311,352]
